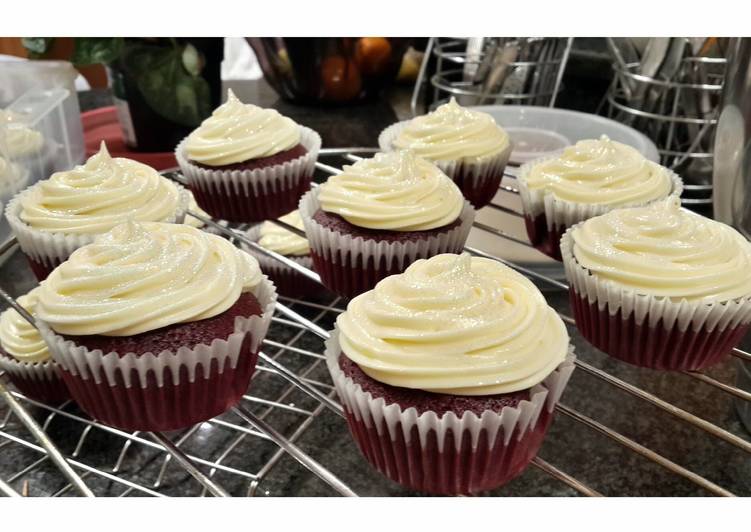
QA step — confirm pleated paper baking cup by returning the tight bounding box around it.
[5,183,191,281]
[561,228,751,370]
[299,188,476,298]
[37,276,278,431]
[176,126,322,223]
[0,354,70,405]
[325,330,576,495]
[243,224,322,298]
[378,121,512,209]
[516,155,683,261]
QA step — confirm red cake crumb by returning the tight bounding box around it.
[312,209,462,243]
[339,352,531,416]
[61,291,263,356]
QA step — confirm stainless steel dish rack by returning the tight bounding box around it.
[1,147,750,497]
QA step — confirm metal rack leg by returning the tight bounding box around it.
[0,477,21,497]
[231,404,356,497]
[0,378,94,497]
[149,432,230,497]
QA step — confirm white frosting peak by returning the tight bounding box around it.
[318,150,464,231]
[0,109,44,158]
[36,221,263,336]
[337,253,569,395]
[571,197,751,302]
[20,143,183,234]
[0,288,50,364]
[257,210,309,256]
[184,89,301,166]
[522,135,674,206]
[393,97,509,162]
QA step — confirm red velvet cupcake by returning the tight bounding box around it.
[0,288,69,405]
[244,210,325,299]
[327,253,575,495]
[562,197,751,371]
[5,142,190,281]
[378,98,511,209]
[299,151,475,299]
[35,221,277,432]
[517,136,682,261]
[176,89,321,223]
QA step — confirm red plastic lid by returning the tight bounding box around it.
[81,106,178,171]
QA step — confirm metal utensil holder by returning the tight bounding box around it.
[604,57,726,207]
[411,37,573,115]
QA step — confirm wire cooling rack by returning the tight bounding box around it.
[1,147,750,497]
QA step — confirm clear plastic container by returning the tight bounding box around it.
[0,60,85,175]
[0,84,84,247]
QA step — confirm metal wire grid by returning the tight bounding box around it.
[0,147,750,497]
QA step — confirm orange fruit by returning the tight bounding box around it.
[321,55,362,101]
[355,37,392,76]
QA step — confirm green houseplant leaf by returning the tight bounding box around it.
[122,42,211,127]
[72,37,124,66]
[21,37,54,58]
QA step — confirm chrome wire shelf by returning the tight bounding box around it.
[0,147,750,497]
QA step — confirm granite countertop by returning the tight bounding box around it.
[1,79,750,497]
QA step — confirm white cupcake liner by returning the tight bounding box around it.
[325,329,576,452]
[37,275,278,388]
[0,354,61,384]
[561,227,751,333]
[175,126,321,198]
[298,187,476,270]
[378,120,513,197]
[516,155,684,229]
[5,181,191,268]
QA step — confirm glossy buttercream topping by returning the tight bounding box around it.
[184,89,300,166]
[392,97,509,162]
[337,253,569,395]
[258,210,309,255]
[318,150,464,231]
[523,135,674,205]
[36,221,263,336]
[0,288,50,364]
[571,197,751,302]
[183,190,208,228]
[0,156,26,196]
[19,143,182,234]
[0,109,44,158]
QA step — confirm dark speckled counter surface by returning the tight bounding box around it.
[1,78,750,497]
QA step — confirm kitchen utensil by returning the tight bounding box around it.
[416,37,572,115]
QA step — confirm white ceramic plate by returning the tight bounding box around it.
[474,104,660,164]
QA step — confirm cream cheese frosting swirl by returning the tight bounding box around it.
[571,197,751,302]
[183,190,208,229]
[20,143,182,234]
[0,288,50,364]
[36,221,263,336]
[392,97,509,162]
[184,89,301,166]
[0,156,27,197]
[258,210,309,255]
[318,150,464,231]
[0,109,44,158]
[523,135,674,206]
[337,253,569,395]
